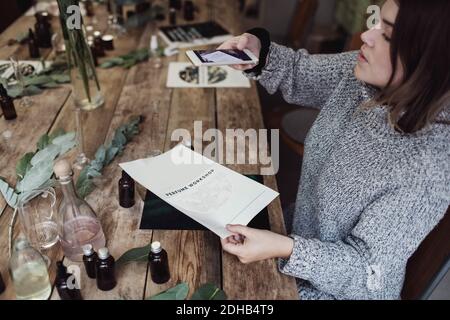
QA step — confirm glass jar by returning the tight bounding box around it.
[18,188,59,251]
[9,237,52,300]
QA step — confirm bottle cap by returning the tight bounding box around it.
[151,241,162,254]
[53,159,72,179]
[98,247,110,260]
[150,35,158,51]
[94,31,102,38]
[82,244,94,256]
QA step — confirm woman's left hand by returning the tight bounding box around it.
[221,225,294,264]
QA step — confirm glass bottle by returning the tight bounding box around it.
[96,247,117,291]
[0,84,17,120]
[148,242,170,284]
[82,244,98,279]
[55,261,83,300]
[149,35,162,69]
[28,28,40,59]
[35,12,52,48]
[9,237,52,300]
[119,171,135,209]
[54,160,106,262]
[183,1,195,21]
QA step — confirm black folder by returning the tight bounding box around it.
[139,175,271,231]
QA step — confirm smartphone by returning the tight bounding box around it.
[186,49,259,67]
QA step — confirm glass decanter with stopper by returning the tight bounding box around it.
[9,236,52,300]
[54,159,106,262]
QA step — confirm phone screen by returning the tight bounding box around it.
[194,49,254,64]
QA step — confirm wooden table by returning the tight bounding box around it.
[0,1,298,300]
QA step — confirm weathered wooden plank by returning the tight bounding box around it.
[50,21,174,300]
[144,48,221,299]
[0,87,71,300]
[222,174,299,300]
[216,84,265,174]
[1,5,145,300]
[217,85,299,299]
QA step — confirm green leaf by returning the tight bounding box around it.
[147,283,189,301]
[52,132,77,154]
[6,85,24,98]
[116,243,152,266]
[191,284,227,300]
[41,81,60,88]
[94,145,106,165]
[112,131,127,149]
[24,75,54,87]
[104,146,119,165]
[0,177,19,209]
[16,160,54,193]
[76,178,95,199]
[30,144,61,166]
[16,152,35,180]
[49,128,66,141]
[49,73,71,83]
[37,134,51,150]
[23,85,43,96]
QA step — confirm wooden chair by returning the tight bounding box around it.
[286,0,319,49]
[402,207,450,300]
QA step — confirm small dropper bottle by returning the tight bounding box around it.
[82,244,98,279]
[148,242,170,284]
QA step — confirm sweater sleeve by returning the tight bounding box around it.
[248,43,359,110]
[278,186,449,300]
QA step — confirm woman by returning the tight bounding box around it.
[218,0,450,300]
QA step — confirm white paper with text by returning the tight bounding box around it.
[119,145,278,238]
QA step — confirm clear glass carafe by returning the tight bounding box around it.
[9,237,52,300]
[54,160,106,262]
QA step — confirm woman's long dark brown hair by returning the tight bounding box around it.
[374,0,450,133]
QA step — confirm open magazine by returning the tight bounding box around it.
[120,145,278,238]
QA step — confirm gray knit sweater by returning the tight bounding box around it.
[250,43,450,300]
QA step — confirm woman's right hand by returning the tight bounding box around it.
[217,33,262,71]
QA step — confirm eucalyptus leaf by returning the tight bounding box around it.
[24,75,54,87]
[23,85,43,96]
[52,132,77,154]
[50,73,71,83]
[76,179,95,200]
[49,128,66,142]
[37,134,50,150]
[30,144,61,166]
[94,145,106,165]
[17,161,54,193]
[0,178,19,209]
[16,152,35,180]
[147,283,189,301]
[104,146,119,165]
[191,284,227,300]
[116,243,152,266]
[6,85,24,98]
[41,81,60,88]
